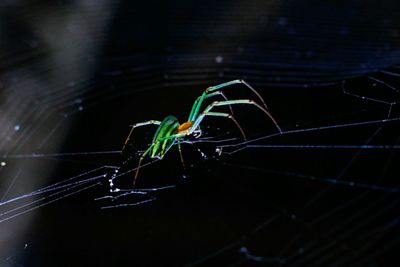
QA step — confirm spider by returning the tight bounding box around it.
[123,80,282,185]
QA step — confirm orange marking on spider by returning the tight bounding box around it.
[178,121,193,133]
[122,80,282,186]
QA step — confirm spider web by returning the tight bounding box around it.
[1,1,400,266]
[1,67,399,266]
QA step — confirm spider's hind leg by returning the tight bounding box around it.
[123,120,161,151]
[133,144,155,186]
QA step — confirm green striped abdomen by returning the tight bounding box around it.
[150,115,180,159]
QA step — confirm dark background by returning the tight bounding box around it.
[0,0,399,266]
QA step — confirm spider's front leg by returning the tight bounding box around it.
[191,100,282,133]
[188,91,235,121]
[206,79,269,111]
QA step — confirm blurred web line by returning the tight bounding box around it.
[0,150,122,159]
[213,116,400,158]
[1,56,400,265]
[183,69,400,266]
[0,158,162,223]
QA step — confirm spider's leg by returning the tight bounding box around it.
[157,132,186,144]
[133,144,155,186]
[206,80,243,91]
[207,91,234,116]
[177,139,186,169]
[200,99,282,133]
[188,91,234,121]
[190,111,246,140]
[134,135,181,187]
[157,132,189,166]
[206,79,269,111]
[123,120,161,151]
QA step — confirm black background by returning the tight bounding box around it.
[0,0,400,266]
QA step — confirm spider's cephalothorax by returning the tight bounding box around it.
[122,80,282,186]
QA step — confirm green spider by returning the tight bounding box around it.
[123,80,282,185]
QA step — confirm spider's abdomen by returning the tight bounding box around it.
[150,115,180,159]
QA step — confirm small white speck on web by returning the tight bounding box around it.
[1,161,6,166]
[215,56,224,64]
[14,125,20,131]
[197,148,206,158]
